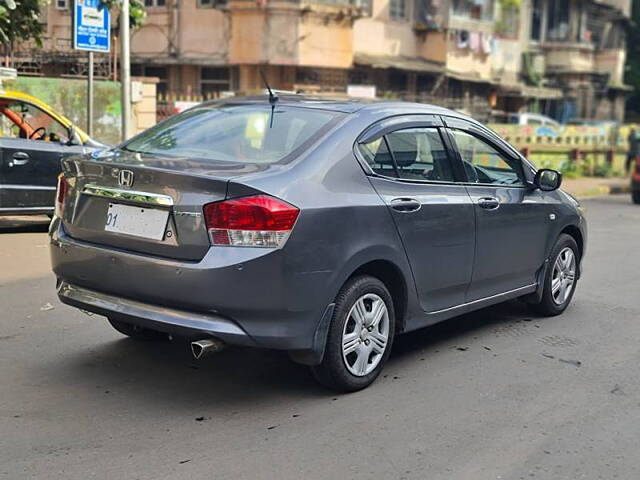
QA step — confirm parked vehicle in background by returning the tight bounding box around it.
[631,157,640,204]
[0,90,104,216]
[493,112,560,128]
[50,96,586,392]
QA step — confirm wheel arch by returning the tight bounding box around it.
[347,259,409,334]
[560,224,584,263]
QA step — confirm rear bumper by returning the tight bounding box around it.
[49,218,335,353]
[58,281,256,345]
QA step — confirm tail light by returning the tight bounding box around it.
[203,195,299,248]
[55,173,68,217]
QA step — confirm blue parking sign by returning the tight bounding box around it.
[73,0,110,52]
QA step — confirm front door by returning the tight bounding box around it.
[358,121,476,313]
[445,123,553,301]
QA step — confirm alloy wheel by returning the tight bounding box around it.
[341,293,390,377]
[551,247,576,305]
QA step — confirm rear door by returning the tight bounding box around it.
[357,115,476,313]
[0,99,82,212]
[443,117,553,301]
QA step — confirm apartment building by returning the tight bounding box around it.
[6,0,632,122]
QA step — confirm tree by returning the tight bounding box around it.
[0,0,45,47]
[625,0,640,120]
[103,0,146,30]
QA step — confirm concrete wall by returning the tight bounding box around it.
[131,78,158,137]
[131,0,228,63]
[353,0,418,57]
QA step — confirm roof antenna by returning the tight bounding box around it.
[260,69,278,128]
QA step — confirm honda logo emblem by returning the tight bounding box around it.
[118,170,135,188]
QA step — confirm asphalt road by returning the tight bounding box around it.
[1,195,639,480]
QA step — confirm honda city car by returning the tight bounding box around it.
[49,96,586,391]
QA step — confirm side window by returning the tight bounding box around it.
[385,128,455,182]
[0,101,69,143]
[449,129,524,186]
[358,137,396,177]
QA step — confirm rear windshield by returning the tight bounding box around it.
[122,104,344,164]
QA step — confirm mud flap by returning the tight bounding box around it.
[288,303,335,366]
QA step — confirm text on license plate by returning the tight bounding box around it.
[104,203,169,240]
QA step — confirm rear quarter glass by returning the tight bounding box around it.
[122,104,345,165]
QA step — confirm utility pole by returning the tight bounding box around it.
[120,0,131,141]
[87,51,94,136]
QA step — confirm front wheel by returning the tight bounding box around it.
[530,234,579,316]
[311,275,395,392]
[632,190,640,204]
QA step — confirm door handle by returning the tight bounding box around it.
[390,197,422,213]
[9,152,30,166]
[477,197,500,210]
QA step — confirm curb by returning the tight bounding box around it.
[569,183,630,199]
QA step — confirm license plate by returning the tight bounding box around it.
[104,203,169,240]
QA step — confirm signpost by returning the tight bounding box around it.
[73,0,110,137]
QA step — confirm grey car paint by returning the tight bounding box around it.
[49,97,586,365]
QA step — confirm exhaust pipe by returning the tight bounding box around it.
[191,338,225,360]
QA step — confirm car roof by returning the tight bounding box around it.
[200,94,468,118]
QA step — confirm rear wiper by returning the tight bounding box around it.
[260,70,279,128]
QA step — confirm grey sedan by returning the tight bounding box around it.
[49,96,586,391]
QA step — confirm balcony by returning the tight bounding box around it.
[228,0,362,69]
[592,0,631,17]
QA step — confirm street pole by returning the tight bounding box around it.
[120,0,131,142]
[87,51,94,137]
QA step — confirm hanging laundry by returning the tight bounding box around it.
[457,30,469,49]
[481,33,493,55]
[469,31,481,52]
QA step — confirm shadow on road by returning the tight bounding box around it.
[0,215,50,234]
[35,300,537,409]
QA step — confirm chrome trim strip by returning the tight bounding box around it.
[82,184,174,207]
[0,206,53,212]
[427,283,537,315]
[0,184,56,190]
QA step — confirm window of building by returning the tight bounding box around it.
[200,67,230,99]
[498,5,519,39]
[197,0,214,7]
[452,0,494,21]
[530,0,543,41]
[546,1,569,41]
[144,0,166,7]
[55,0,69,10]
[132,65,168,97]
[389,0,406,20]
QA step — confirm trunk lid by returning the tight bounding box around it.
[60,150,272,260]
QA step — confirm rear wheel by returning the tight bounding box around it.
[107,317,170,341]
[311,275,395,392]
[632,190,640,204]
[530,234,579,316]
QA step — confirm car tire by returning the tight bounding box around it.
[530,234,579,317]
[311,275,395,392]
[632,190,640,204]
[107,317,170,341]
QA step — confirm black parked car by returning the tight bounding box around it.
[0,91,103,216]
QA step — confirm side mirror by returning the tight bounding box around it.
[534,168,562,191]
[66,127,82,146]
